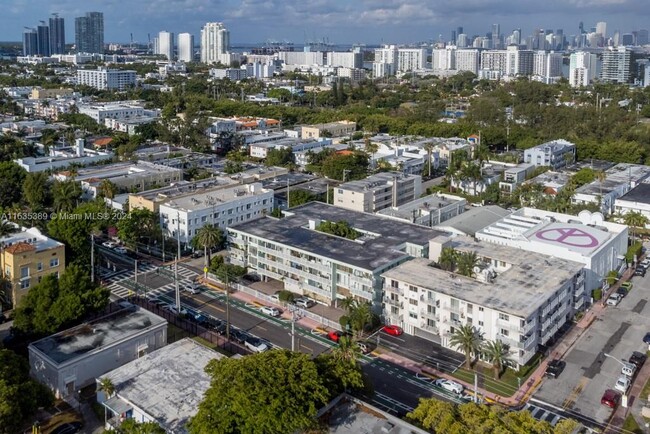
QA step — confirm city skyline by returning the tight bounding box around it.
[4,0,650,45]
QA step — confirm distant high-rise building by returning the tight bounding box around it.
[75,12,104,54]
[456,33,468,48]
[456,49,480,74]
[49,14,65,54]
[23,28,38,56]
[569,51,597,87]
[37,22,50,56]
[157,31,174,60]
[178,33,194,62]
[200,22,229,64]
[579,22,585,34]
[451,30,456,45]
[492,23,501,48]
[457,27,464,37]
[621,33,634,46]
[596,21,607,38]
[638,29,649,45]
[533,51,563,83]
[600,46,631,84]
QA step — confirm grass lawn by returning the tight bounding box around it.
[622,414,643,434]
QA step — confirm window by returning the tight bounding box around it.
[391,280,399,289]
[50,258,59,267]
[500,329,509,337]
[478,307,484,312]
[20,279,30,289]
[409,312,418,319]
[409,285,417,292]
[478,320,484,326]
[391,306,399,315]
[467,303,473,314]
[409,299,418,306]
[20,266,29,279]
[499,313,509,321]
[37,262,43,272]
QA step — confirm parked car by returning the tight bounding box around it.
[113,246,128,254]
[640,259,650,269]
[260,306,281,317]
[231,329,250,344]
[434,378,464,395]
[634,267,646,277]
[214,322,227,335]
[163,304,188,316]
[382,325,404,336]
[614,376,631,394]
[545,359,566,379]
[294,298,316,309]
[327,330,343,342]
[621,362,636,378]
[245,337,269,353]
[601,389,621,408]
[182,282,201,294]
[629,351,647,369]
[357,341,374,354]
[51,422,83,434]
[606,293,623,306]
[643,332,650,345]
[102,241,116,249]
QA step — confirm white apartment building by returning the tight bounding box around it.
[480,50,508,74]
[227,202,441,307]
[177,33,194,62]
[326,52,362,69]
[523,139,576,170]
[614,183,650,225]
[77,101,159,123]
[382,235,585,367]
[569,52,598,87]
[334,172,423,213]
[373,45,398,78]
[573,163,650,215]
[159,182,273,244]
[15,139,113,173]
[455,49,480,74]
[601,46,632,84]
[277,51,325,66]
[156,31,174,60]
[76,69,136,90]
[475,208,628,293]
[376,193,466,227]
[200,22,230,64]
[432,46,455,70]
[397,48,427,72]
[506,46,534,77]
[533,51,563,83]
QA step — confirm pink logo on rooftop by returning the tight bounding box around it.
[535,227,600,248]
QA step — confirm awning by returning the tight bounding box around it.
[103,396,133,415]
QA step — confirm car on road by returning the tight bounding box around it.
[434,378,464,395]
[643,332,650,345]
[629,351,647,369]
[245,336,269,353]
[617,282,633,297]
[382,325,404,336]
[634,267,646,277]
[357,341,374,354]
[327,330,343,342]
[260,306,281,317]
[294,298,315,309]
[231,329,251,344]
[621,362,636,378]
[113,246,128,254]
[182,282,201,294]
[614,376,631,394]
[214,322,228,335]
[102,241,117,249]
[51,422,83,434]
[606,293,623,306]
[601,389,621,408]
[163,304,188,316]
[641,259,650,269]
[545,359,566,379]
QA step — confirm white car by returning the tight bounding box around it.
[641,259,650,269]
[244,337,269,353]
[163,304,188,315]
[434,378,464,395]
[182,283,201,294]
[606,293,623,306]
[102,241,117,249]
[113,246,128,254]
[260,306,281,317]
[622,362,637,378]
[615,376,631,394]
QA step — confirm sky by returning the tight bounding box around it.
[3,0,650,45]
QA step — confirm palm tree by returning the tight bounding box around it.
[624,211,649,243]
[449,324,482,369]
[596,170,606,211]
[364,136,379,170]
[437,247,457,271]
[98,180,118,200]
[482,340,513,379]
[350,301,373,338]
[194,224,224,265]
[423,141,435,178]
[456,251,479,277]
[52,180,81,212]
[0,220,18,237]
[98,377,115,397]
[332,335,362,362]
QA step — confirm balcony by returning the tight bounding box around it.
[384,297,403,308]
[386,285,404,296]
[522,318,537,335]
[419,323,439,334]
[419,308,439,321]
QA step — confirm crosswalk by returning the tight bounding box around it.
[525,403,563,426]
[105,264,199,300]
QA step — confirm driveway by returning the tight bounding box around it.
[534,271,650,425]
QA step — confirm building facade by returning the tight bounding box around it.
[75,12,104,54]
[177,33,194,62]
[156,31,174,61]
[77,69,136,90]
[200,22,229,64]
[300,120,356,139]
[49,14,66,54]
[376,193,466,227]
[333,172,423,213]
[601,46,632,84]
[523,139,576,169]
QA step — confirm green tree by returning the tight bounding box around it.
[98,180,119,200]
[570,168,595,188]
[482,340,513,379]
[437,247,457,271]
[265,147,295,168]
[0,220,18,237]
[189,350,330,434]
[117,208,161,251]
[320,152,369,181]
[623,211,649,243]
[0,162,26,208]
[315,220,360,240]
[449,324,482,369]
[110,419,166,434]
[12,265,109,335]
[23,172,51,209]
[0,349,54,434]
[98,377,115,397]
[288,189,317,208]
[456,251,479,277]
[52,179,82,212]
[193,224,224,264]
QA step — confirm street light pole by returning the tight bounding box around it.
[90,234,95,283]
[603,353,629,408]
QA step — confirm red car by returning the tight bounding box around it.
[382,325,404,336]
[601,389,621,408]
[327,330,343,342]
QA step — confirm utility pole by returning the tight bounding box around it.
[474,373,478,403]
[175,213,181,312]
[90,234,95,283]
[286,178,290,209]
[134,259,138,296]
[225,265,230,340]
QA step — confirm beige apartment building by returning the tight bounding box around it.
[300,120,357,139]
[333,172,423,213]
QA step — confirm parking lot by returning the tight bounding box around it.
[534,269,650,425]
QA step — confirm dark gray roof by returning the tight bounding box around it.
[434,205,510,236]
[230,202,443,271]
[618,182,650,204]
